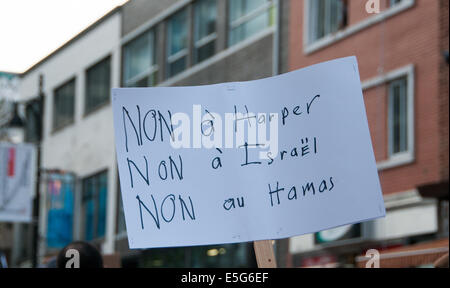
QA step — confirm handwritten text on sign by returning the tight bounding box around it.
[112,57,385,249]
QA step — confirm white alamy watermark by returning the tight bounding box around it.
[365,0,381,14]
[169,104,279,160]
[365,249,380,268]
[65,248,80,268]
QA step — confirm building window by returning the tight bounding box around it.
[364,65,414,170]
[82,171,107,241]
[389,0,403,7]
[53,78,75,131]
[228,0,275,47]
[85,56,111,114]
[116,176,126,235]
[388,77,408,156]
[24,99,42,143]
[45,173,75,249]
[194,0,217,64]
[123,29,158,87]
[117,191,126,235]
[308,0,347,43]
[167,9,189,78]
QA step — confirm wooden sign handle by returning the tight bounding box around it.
[253,240,277,268]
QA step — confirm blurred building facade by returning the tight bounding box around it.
[282,0,449,268]
[0,71,20,267]
[116,0,288,267]
[14,0,290,267]
[17,8,122,267]
[6,0,448,268]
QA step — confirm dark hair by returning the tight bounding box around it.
[57,241,103,268]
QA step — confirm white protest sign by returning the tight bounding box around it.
[0,142,36,223]
[112,56,385,249]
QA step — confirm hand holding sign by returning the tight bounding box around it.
[112,56,385,250]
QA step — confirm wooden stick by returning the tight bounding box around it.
[253,240,277,268]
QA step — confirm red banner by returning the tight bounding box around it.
[7,147,15,177]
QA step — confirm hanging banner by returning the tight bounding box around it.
[0,142,36,223]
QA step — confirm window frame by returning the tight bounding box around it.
[361,65,415,171]
[115,172,127,239]
[81,169,108,242]
[193,0,218,64]
[166,8,189,78]
[388,77,408,157]
[84,55,112,116]
[122,28,159,87]
[52,77,76,133]
[303,0,415,54]
[307,0,346,44]
[43,172,77,252]
[227,0,275,47]
[389,0,403,7]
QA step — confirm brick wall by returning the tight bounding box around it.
[289,0,444,195]
[439,0,449,181]
[347,0,392,26]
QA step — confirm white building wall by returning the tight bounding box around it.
[19,11,122,258]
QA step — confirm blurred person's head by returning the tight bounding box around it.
[57,241,103,268]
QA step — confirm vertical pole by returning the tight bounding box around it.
[31,74,44,268]
[253,240,277,268]
[272,0,280,77]
[31,138,40,268]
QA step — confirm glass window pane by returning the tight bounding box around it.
[194,0,217,64]
[123,30,156,86]
[86,57,110,114]
[82,171,108,240]
[167,9,188,77]
[243,10,269,38]
[97,172,107,238]
[83,178,94,241]
[194,0,217,41]
[134,76,150,87]
[46,174,75,248]
[53,79,75,130]
[228,0,273,47]
[138,242,253,267]
[229,26,243,47]
[389,78,408,155]
[168,10,188,56]
[309,0,345,43]
[117,191,126,234]
[169,57,187,77]
[393,86,401,153]
[246,0,267,12]
[229,0,243,22]
[196,41,216,63]
[390,0,403,7]
[230,0,266,21]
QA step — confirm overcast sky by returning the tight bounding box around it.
[0,0,128,73]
